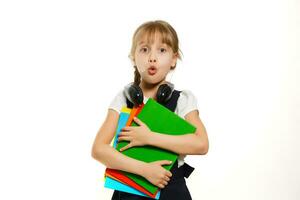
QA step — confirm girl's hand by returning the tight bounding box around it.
[142,160,173,189]
[118,117,153,151]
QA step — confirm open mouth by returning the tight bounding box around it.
[148,66,157,75]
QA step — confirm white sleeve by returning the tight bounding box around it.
[108,89,127,114]
[176,90,198,118]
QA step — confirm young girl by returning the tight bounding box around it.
[92,20,209,200]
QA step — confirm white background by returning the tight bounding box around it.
[0,0,299,199]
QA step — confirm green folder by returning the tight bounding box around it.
[117,98,196,194]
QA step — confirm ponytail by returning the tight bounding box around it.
[133,66,141,85]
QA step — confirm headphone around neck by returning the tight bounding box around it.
[124,82,175,107]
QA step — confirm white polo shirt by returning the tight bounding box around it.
[108,89,198,168]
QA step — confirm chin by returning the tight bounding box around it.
[141,73,166,84]
[143,78,164,86]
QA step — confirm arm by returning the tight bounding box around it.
[119,110,209,155]
[148,110,209,155]
[91,109,146,175]
[91,109,172,188]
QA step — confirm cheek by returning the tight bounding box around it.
[135,56,147,72]
[158,55,173,68]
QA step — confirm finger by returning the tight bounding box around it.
[121,126,132,131]
[120,143,132,152]
[162,180,168,186]
[133,117,144,126]
[118,131,130,137]
[118,136,130,142]
[164,176,170,182]
[157,160,172,166]
[166,171,172,177]
[158,183,165,189]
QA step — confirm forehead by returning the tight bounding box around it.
[137,31,167,46]
[138,35,163,45]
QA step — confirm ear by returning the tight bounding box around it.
[128,55,135,66]
[171,52,178,68]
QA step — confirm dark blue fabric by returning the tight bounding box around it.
[111,90,194,200]
[111,161,193,200]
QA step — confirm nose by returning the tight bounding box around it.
[148,52,157,63]
[149,58,156,63]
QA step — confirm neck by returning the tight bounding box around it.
[139,79,167,99]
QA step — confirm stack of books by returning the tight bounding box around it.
[104,98,196,199]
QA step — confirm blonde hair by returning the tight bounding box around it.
[129,20,182,85]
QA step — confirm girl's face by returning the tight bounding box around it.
[133,33,178,85]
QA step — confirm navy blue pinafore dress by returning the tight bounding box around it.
[111,90,194,200]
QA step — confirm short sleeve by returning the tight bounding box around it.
[108,89,127,114]
[176,90,198,118]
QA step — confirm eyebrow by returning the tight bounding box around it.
[138,41,147,46]
[138,41,167,47]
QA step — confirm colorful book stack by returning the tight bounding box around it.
[104,98,196,199]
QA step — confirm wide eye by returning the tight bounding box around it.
[140,47,148,53]
[160,48,166,53]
